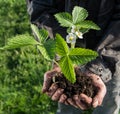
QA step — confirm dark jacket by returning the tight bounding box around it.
[26,0,120,83]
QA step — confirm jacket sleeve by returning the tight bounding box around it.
[85,0,120,83]
[26,0,66,38]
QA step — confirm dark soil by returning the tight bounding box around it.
[52,68,97,98]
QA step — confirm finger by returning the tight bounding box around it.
[92,76,106,106]
[42,68,60,93]
[59,94,67,103]
[42,72,54,93]
[92,97,99,108]
[79,93,92,105]
[46,83,58,97]
[67,98,78,108]
[73,95,88,110]
[51,88,64,101]
[92,84,106,107]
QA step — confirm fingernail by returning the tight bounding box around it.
[52,96,57,101]
[93,100,98,108]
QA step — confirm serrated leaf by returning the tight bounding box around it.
[79,28,89,34]
[72,6,88,24]
[31,24,48,43]
[76,20,100,30]
[31,24,41,41]
[59,56,76,83]
[39,29,49,42]
[69,48,98,65]
[54,12,73,27]
[1,34,39,50]
[56,34,69,56]
[44,39,55,60]
[37,45,51,61]
[37,39,55,61]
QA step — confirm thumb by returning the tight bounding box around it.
[42,67,61,93]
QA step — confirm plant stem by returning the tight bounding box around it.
[71,43,75,49]
[53,60,59,67]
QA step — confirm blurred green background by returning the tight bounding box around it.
[0,0,57,114]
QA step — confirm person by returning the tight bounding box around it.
[26,0,120,114]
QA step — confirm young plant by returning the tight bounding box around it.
[0,6,99,84]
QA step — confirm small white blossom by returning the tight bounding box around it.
[75,31,83,39]
[66,33,76,44]
[71,25,78,33]
[71,26,83,39]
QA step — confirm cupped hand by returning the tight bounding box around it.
[85,71,107,108]
[42,67,106,110]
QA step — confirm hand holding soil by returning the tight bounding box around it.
[42,67,106,110]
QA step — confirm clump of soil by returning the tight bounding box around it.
[52,68,97,98]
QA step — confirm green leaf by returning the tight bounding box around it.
[39,29,49,43]
[55,34,69,56]
[69,48,98,65]
[67,27,71,34]
[54,12,73,27]
[37,45,51,61]
[37,39,55,61]
[59,56,76,83]
[31,24,41,41]
[76,20,101,30]
[1,34,39,50]
[79,28,89,34]
[31,24,48,43]
[72,6,88,24]
[44,39,55,60]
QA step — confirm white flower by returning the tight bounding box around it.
[66,33,76,44]
[71,25,83,39]
[71,25,78,33]
[75,31,83,39]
